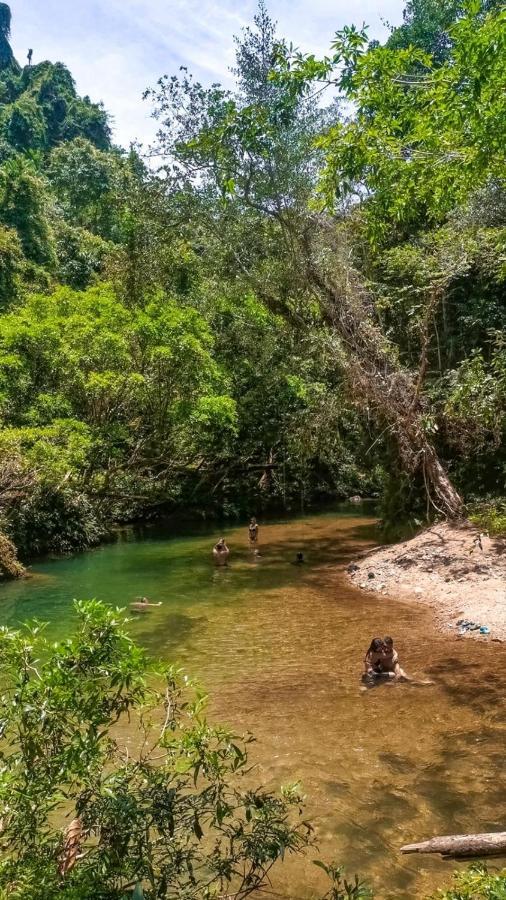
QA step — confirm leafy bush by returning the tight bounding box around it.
[315,861,372,899]
[0,600,327,900]
[470,500,506,536]
[433,863,506,899]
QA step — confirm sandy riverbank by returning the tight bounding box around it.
[347,520,506,641]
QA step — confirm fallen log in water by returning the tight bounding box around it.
[401,832,506,859]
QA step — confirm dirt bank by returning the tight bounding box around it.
[347,521,506,641]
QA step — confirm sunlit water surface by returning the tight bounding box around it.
[1,509,505,899]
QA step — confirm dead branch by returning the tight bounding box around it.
[401,831,506,859]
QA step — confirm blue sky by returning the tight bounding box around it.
[10,0,406,149]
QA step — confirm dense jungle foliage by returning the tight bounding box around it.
[0,5,505,898]
[0,0,504,572]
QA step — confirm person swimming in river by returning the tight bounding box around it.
[213,538,230,566]
[130,596,162,611]
[248,517,259,544]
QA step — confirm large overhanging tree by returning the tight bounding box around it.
[141,1,506,518]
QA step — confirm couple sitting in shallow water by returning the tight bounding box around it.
[364,636,408,681]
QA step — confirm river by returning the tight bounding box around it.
[1,508,505,899]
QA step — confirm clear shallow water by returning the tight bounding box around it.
[1,509,505,899]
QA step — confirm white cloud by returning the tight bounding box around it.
[9,0,405,149]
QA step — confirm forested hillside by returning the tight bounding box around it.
[0,0,504,573]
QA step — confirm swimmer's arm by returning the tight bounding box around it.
[392,656,409,679]
[391,651,403,677]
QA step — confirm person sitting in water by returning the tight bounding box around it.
[213,538,230,566]
[381,635,408,679]
[364,637,388,677]
[363,636,432,685]
[248,517,259,544]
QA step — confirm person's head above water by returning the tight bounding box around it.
[296,552,304,562]
[367,637,385,654]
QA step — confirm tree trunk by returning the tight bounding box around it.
[301,219,465,519]
[401,832,506,859]
[422,441,464,519]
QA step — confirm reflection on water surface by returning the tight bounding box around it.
[1,509,505,899]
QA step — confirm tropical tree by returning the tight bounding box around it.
[386,0,503,61]
[0,282,239,554]
[147,4,470,517]
[294,6,506,244]
[0,156,55,268]
[272,3,505,514]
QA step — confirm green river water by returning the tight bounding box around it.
[0,508,505,899]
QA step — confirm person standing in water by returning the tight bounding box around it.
[213,537,230,566]
[248,517,259,544]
